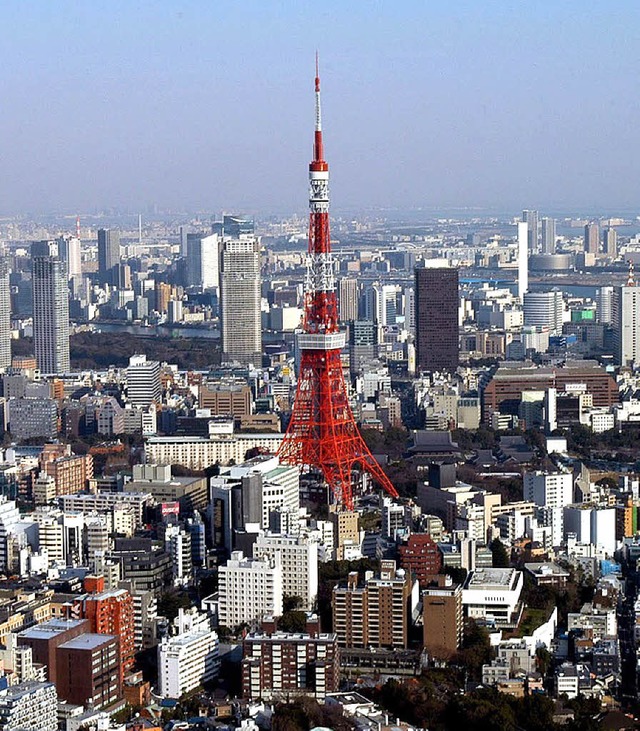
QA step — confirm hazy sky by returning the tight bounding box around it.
[1,1,640,215]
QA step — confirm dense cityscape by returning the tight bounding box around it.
[4,3,640,731]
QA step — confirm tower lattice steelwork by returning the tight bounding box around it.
[277,60,399,510]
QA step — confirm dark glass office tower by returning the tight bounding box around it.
[415,265,459,372]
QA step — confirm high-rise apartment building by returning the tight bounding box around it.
[415,265,459,372]
[584,222,600,255]
[253,533,319,611]
[217,550,283,629]
[82,585,135,675]
[157,609,219,699]
[97,228,120,284]
[0,681,57,731]
[126,354,161,407]
[220,237,261,364]
[541,217,556,255]
[613,282,640,367]
[522,210,539,253]
[422,576,463,659]
[0,257,11,371]
[32,244,70,374]
[242,616,338,701]
[523,290,564,335]
[186,233,219,291]
[338,277,359,322]
[604,228,618,258]
[398,533,442,587]
[332,561,413,650]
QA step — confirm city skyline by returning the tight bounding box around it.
[1,2,640,215]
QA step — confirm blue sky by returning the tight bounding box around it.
[1,1,639,215]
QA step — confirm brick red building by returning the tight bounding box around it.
[56,633,122,709]
[242,615,338,701]
[18,618,91,684]
[480,361,618,424]
[82,579,135,675]
[398,533,442,588]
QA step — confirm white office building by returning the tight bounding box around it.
[563,505,617,556]
[523,290,564,335]
[186,233,219,291]
[157,608,219,699]
[462,568,523,627]
[524,471,573,507]
[218,551,283,629]
[253,533,318,611]
[218,455,300,529]
[524,471,573,546]
[145,431,283,470]
[126,354,161,407]
[596,286,614,325]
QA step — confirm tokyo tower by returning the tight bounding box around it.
[277,59,399,510]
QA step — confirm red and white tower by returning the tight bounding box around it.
[278,59,398,510]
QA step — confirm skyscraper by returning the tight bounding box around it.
[522,210,539,253]
[363,283,398,326]
[604,228,618,258]
[584,222,600,255]
[186,233,219,291]
[541,217,556,255]
[596,286,614,325]
[97,228,120,284]
[32,243,70,374]
[517,221,528,301]
[220,237,261,364]
[338,278,359,322]
[57,235,82,280]
[612,272,640,367]
[0,257,11,371]
[415,265,459,372]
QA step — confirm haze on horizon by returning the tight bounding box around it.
[1,1,639,217]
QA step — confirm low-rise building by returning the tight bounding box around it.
[461,568,523,627]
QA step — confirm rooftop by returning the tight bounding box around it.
[465,568,518,590]
[58,633,116,651]
[19,619,88,640]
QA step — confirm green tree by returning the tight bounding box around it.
[490,538,510,568]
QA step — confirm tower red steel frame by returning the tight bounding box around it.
[277,59,399,510]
